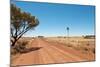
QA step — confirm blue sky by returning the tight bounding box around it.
[11,1,95,37]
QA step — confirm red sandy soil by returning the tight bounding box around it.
[11,38,95,66]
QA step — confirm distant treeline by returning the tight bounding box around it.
[83,35,95,39]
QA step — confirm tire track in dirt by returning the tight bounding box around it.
[12,38,94,66]
[39,39,86,62]
[43,39,94,60]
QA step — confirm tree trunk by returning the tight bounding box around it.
[11,38,18,47]
[11,40,17,47]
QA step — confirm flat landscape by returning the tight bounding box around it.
[11,2,95,66]
[11,37,95,66]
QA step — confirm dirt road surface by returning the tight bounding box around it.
[11,38,95,66]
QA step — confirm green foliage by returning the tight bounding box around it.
[11,4,39,46]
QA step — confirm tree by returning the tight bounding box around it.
[11,4,39,47]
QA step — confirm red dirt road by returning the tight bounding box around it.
[11,38,95,66]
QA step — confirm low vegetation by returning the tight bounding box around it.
[11,39,29,55]
[46,37,95,54]
[11,37,42,55]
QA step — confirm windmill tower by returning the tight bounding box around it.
[66,27,69,44]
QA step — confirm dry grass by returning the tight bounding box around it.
[11,40,29,55]
[11,37,33,55]
[45,37,95,54]
[11,37,42,55]
[11,37,43,64]
[11,36,95,66]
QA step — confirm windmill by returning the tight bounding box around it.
[66,27,69,44]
